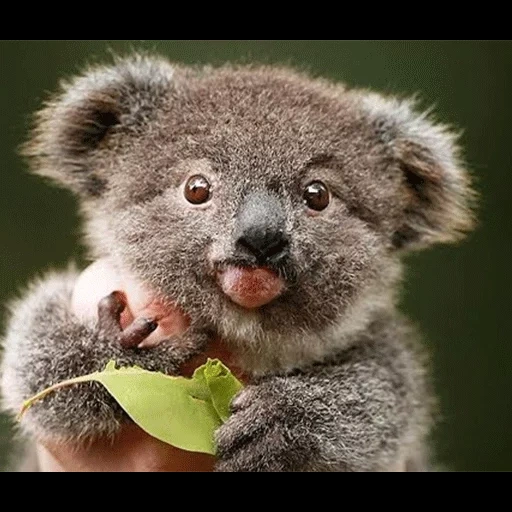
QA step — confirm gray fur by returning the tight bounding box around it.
[215,314,431,471]
[0,54,475,471]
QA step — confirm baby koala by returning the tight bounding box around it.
[0,54,475,471]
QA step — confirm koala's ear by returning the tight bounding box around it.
[360,93,477,250]
[22,54,175,197]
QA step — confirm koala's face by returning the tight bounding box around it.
[97,69,402,339]
[26,56,474,362]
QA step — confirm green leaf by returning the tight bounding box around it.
[19,358,243,455]
[193,359,244,422]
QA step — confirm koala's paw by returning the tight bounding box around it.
[214,379,317,472]
[2,284,206,444]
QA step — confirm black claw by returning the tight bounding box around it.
[118,317,158,348]
[146,320,158,332]
[97,291,126,336]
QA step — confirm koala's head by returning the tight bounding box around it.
[24,54,476,370]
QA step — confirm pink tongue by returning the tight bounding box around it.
[218,266,284,309]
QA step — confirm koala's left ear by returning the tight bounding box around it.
[22,54,175,197]
[360,93,477,250]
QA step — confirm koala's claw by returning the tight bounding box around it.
[97,291,126,336]
[97,291,157,348]
[118,317,158,348]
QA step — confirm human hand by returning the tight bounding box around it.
[37,424,216,472]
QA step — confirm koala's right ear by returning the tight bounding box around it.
[22,54,175,197]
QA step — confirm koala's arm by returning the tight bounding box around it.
[0,269,208,443]
[215,332,429,472]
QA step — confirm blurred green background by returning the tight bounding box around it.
[1,40,510,471]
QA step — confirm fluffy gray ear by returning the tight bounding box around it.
[361,93,477,250]
[22,54,175,197]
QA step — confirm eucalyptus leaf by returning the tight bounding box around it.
[19,358,243,455]
[193,359,244,422]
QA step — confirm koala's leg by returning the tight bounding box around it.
[0,269,207,444]
[215,336,430,472]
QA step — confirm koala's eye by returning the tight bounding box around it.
[184,175,211,204]
[303,181,330,211]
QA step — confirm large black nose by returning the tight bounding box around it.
[235,190,289,265]
[237,227,289,264]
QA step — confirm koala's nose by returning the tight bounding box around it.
[237,228,290,264]
[235,190,290,265]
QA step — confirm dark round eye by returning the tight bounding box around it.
[303,181,330,211]
[184,175,211,204]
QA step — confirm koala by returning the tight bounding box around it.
[0,54,476,471]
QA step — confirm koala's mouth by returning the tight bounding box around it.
[216,265,285,309]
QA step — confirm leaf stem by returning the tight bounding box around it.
[17,372,100,420]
